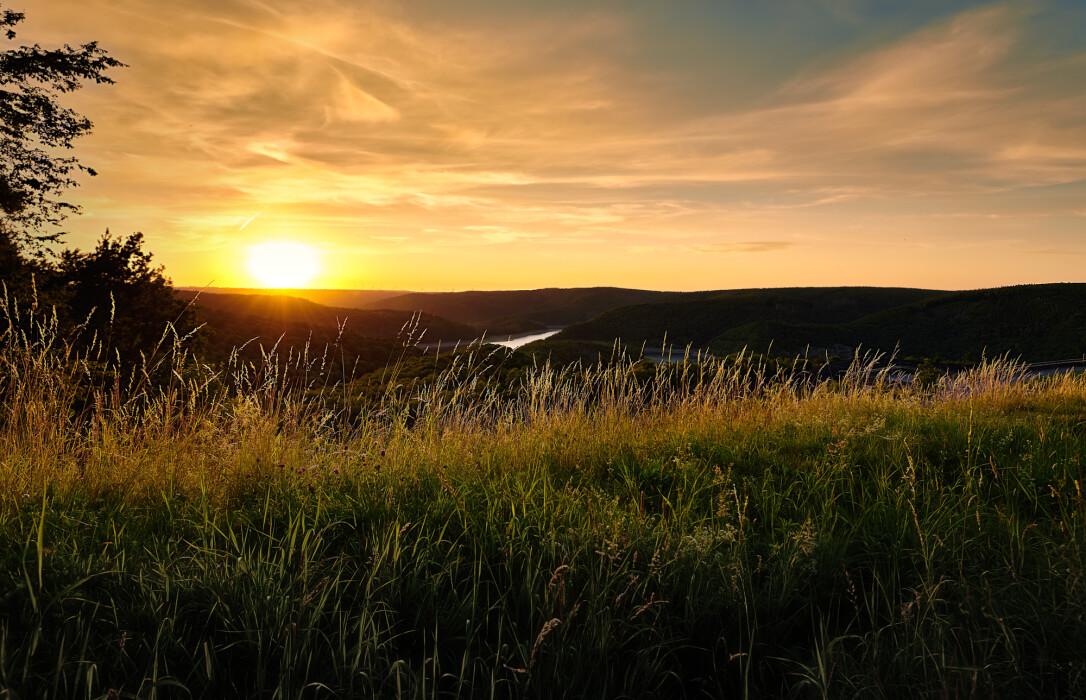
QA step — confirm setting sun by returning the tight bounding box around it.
[245,241,320,288]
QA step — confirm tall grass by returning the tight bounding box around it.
[2,298,1085,698]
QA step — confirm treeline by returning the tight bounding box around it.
[0,4,189,369]
[1,227,199,363]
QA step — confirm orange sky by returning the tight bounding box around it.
[20,0,1086,291]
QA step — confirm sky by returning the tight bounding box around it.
[19,0,1086,291]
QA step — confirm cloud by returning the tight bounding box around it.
[630,3,1086,198]
[326,74,400,124]
[691,242,797,254]
[461,226,543,245]
[632,241,796,255]
[72,2,1081,202]
[31,0,1086,289]
[1030,247,1086,256]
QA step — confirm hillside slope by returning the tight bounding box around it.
[556,287,942,347]
[708,284,1086,361]
[177,287,408,308]
[555,284,1086,362]
[181,291,477,343]
[362,287,688,333]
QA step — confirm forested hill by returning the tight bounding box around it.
[555,284,1086,362]
[179,291,477,345]
[359,287,690,334]
[555,287,942,347]
[708,284,1086,362]
[176,287,408,309]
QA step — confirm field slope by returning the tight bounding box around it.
[3,316,1085,697]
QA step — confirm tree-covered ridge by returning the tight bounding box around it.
[556,287,941,346]
[556,284,1086,362]
[359,287,690,333]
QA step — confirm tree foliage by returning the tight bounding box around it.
[0,6,123,252]
[0,9,198,369]
[58,231,199,361]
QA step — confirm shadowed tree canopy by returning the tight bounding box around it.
[58,231,199,362]
[0,6,123,254]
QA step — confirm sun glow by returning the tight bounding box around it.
[245,241,321,288]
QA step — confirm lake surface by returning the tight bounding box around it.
[490,329,561,349]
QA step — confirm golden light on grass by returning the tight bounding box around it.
[245,241,321,288]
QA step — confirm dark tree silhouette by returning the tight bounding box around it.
[0,222,39,300]
[58,232,199,362]
[0,10,202,369]
[0,6,123,254]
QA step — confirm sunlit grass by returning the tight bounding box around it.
[2,297,1085,697]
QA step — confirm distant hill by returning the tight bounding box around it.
[176,291,479,379]
[361,287,687,333]
[180,291,475,342]
[177,287,408,309]
[556,287,942,346]
[708,284,1086,362]
[555,284,1086,363]
[177,284,1086,366]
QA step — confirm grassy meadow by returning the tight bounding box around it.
[2,307,1086,698]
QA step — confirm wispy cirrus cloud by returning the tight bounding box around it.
[632,241,796,255]
[692,242,797,254]
[27,0,1086,289]
[1030,248,1086,256]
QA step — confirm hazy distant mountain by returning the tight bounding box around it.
[177,287,408,309]
[361,287,689,333]
[179,291,477,343]
[175,291,478,378]
[555,284,1086,362]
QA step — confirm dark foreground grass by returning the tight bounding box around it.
[1,312,1085,697]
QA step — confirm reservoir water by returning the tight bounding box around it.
[415,329,560,354]
[490,329,561,349]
